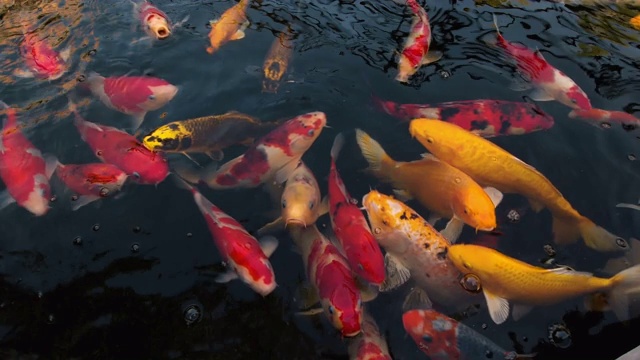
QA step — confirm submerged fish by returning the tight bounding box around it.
[347,310,392,360]
[206,0,250,55]
[16,29,71,81]
[409,118,628,253]
[290,225,363,337]
[262,26,294,93]
[396,0,442,82]
[142,111,278,161]
[84,72,178,130]
[362,190,480,310]
[568,108,640,130]
[373,97,554,137]
[329,134,386,286]
[174,176,279,296]
[403,309,534,359]
[181,112,325,190]
[447,244,640,324]
[0,102,56,216]
[490,15,591,110]
[356,129,502,241]
[54,162,128,211]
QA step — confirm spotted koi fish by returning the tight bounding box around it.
[491,15,591,110]
[568,108,640,130]
[403,309,534,359]
[185,112,325,190]
[347,310,392,360]
[0,102,57,216]
[396,0,442,82]
[373,97,554,137]
[174,176,279,296]
[329,134,385,286]
[290,225,363,337]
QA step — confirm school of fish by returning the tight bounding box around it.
[1,0,639,359]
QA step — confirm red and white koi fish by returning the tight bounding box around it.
[54,162,128,211]
[328,134,385,286]
[290,225,363,337]
[396,0,442,82]
[133,0,189,41]
[568,108,640,129]
[0,101,57,216]
[70,101,169,185]
[490,15,591,110]
[403,309,534,359]
[182,112,326,190]
[84,72,178,130]
[373,96,554,137]
[15,29,71,81]
[174,176,279,296]
[347,310,392,360]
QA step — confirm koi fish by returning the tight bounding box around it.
[409,118,628,253]
[174,176,278,296]
[134,1,187,40]
[372,97,554,137]
[54,162,128,211]
[490,15,591,110]
[356,129,502,242]
[0,102,56,216]
[70,101,169,185]
[206,0,250,55]
[84,72,178,130]
[142,111,278,161]
[15,29,71,81]
[568,108,640,130]
[447,244,640,324]
[396,0,442,82]
[362,190,480,310]
[347,310,392,360]
[180,112,325,190]
[290,225,363,337]
[258,161,327,235]
[262,26,294,93]
[329,134,385,286]
[403,309,534,359]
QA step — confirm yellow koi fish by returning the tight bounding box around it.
[409,118,628,253]
[447,244,640,324]
[262,26,294,93]
[206,0,250,55]
[356,129,502,242]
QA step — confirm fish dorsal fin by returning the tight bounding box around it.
[379,253,411,292]
[546,266,592,277]
[420,153,440,161]
[483,288,510,324]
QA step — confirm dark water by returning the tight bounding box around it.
[1,0,640,358]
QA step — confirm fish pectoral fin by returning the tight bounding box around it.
[273,160,300,184]
[511,304,533,321]
[317,196,330,217]
[617,203,640,212]
[172,161,205,185]
[258,235,279,257]
[508,79,532,92]
[0,190,16,210]
[14,69,35,78]
[527,198,544,213]
[355,276,379,303]
[43,154,59,180]
[402,287,433,312]
[379,253,411,292]
[529,88,555,102]
[130,113,147,131]
[60,47,72,62]
[230,29,246,41]
[545,266,592,277]
[483,187,504,208]
[206,150,224,161]
[256,216,285,236]
[71,195,101,211]
[295,282,320,310]
[295,308,324,316]
[181,152,203,167]
[209,18,219,25]
[483,288,510,324]
[422,51,443,65]
[215,270,239,283]
[420,152,440,161]
[440,217,465,244]
[427,214,441,226]
[392,189,413,202]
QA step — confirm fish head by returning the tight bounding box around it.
[447,244,495,279]
[409,119,464,159]
[563,85,592,111]
[452,189,497,232]
[362,190,400,237]
[143,122,191,152]
[281,175,320,228]
[128,146,170,185]
[323,286,363,337]
[402,309,457,357]
[277,112,326,154]
[138,79,178,111]
[146,15,171,40]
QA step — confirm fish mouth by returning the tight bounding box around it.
[285,218,307,228]
[155,27,170,39]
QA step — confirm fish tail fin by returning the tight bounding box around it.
[608,263,640,321]
[171,173,198,194]
[330,133,345,163]
[492,14,501,36]
[551,215,581,246]
[577,217,629,252]
[355,129,394,178]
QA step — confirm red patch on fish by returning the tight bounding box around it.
[102,76,168,113]
[20,33,67,80]
[56,163,126,197]
[139,3,169,23]
[403,310,461,358]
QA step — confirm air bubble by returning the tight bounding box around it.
[183,304,203,326]
[460,274,482,293]
[73,236,82,246]
[600,122,611,129]
[77,74,86,82]
[92,224,100,231]
[88,49,97,56]
[37,291,43,299]
[507,209,520,223]
[99,187,110,197]
[131,243,140,253]
[439,70,451,79]
[50,195,57,202]
[133,226,141,233]
[485,350,493,358]
[548,323,571,348]
[186,232,193,238]
[374,227,381,234]
[46,314,55,324]
[482,323,488,330]
[543,244,556,257]
[71,195,78,202]
[628,154,636,161]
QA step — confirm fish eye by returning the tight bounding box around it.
[463,208,469,214]
[357,263,364,271]
[616,237,628,248]
[307,129,315,136]
[459,273,482,293]
[426,137,434,143]
[309,201,314,209]
[570,98,578,104]
[148,94,156,100]
[463,262,472,270]
[328,305,335,315]
[282,199,287,208]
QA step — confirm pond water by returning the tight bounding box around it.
[1,0,640,358]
